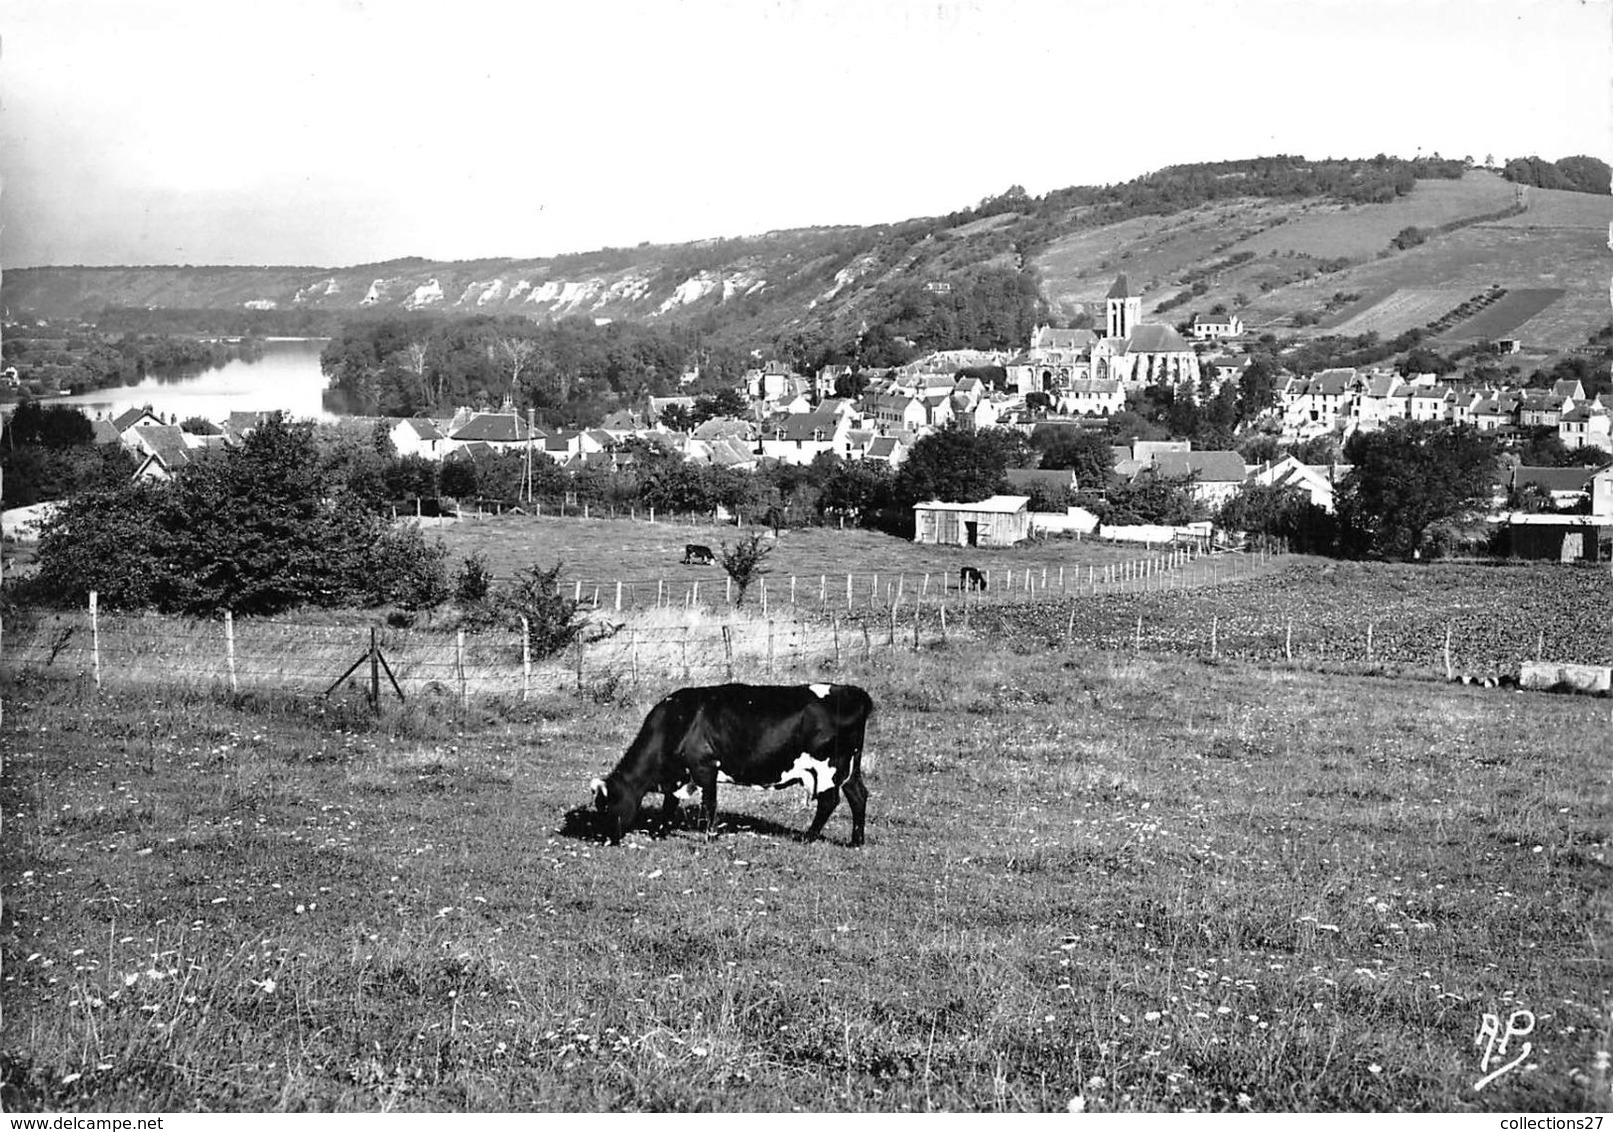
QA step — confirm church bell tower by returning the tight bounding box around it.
[1106,273,1141,340]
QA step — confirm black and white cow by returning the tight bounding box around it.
[590,682,873,846]
[959,565,988,591]
[683,543,715,565]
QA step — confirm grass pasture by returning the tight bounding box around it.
[2,635,1609,1113]
[430,513,1167,607]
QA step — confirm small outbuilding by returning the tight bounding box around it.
[1499,513,1613,562]
[913,495,1031,548]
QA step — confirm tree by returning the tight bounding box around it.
[1101,474,1205,526]
[1336,422,1497,560]
[1036,432,1115,490]
[720,533,774,607]
[1216,482,1336,553]
[893,425,1013,507]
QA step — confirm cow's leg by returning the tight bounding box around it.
[695,770,720,838]
[803,787,841,842]
[842,772,869,848]
[659,791,680,832]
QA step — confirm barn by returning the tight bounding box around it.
[912,495,1031,548]
[1499,514,1613,562]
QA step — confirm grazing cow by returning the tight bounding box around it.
[960,565,988,591]
[590,683,873,846]
[682,543,715,565]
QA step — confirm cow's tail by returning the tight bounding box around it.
[853,687,875,777]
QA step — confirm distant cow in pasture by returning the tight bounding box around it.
[589,682,873,846]
[959,565,988,591]
[682,543,715,565]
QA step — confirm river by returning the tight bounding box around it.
[45,338,338,424]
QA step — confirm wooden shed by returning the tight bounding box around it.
[912,495,1031,548]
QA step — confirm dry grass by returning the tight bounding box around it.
[3,623,1610,1111]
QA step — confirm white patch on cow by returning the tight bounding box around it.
[808,683,831,699]
[589,777,607,800]
[703,753,839,796]
[780,751,838,796]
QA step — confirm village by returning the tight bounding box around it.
[80,272,1612,562]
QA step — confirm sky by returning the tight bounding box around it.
[1,0,1608,269]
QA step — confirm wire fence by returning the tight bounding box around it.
[517,542,1273,615]
[5,563,1607,711]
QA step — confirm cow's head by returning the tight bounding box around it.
[590,775,639,843]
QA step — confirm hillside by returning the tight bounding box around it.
[4,161,1607,357]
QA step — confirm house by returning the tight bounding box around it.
[912,495,1031,548]
[1558,406,1612,452]
[758,411,851,465]
[1150,450,1250,508]
[1510,464,1605,510]
[1517,391,1571,428]
[1190,312,1245,340]
[129,424,196,480]
[113,406,166,445]
[1246,455,1348,513]
[1056,378,1125,417]
[390,417,448,459]
[747,361,800,403]
[862,434,909,469]
[865,392,928,432]
[646,395,697,425]
[448,411,539,455]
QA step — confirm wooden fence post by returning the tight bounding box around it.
[832,615,841,667]
[1285,618,1293,662]
[224,610,237,696]
[657,578,665,607]
[456,629,467,712]
[912,596,921,651]
[682,625,690,680]
[819,574,827,604]
[629,627,639,685]
[790,575,797,606]
[371,626,381,711]
[767,620,775,676]
[723,624,734,679]
[520,616,531,701]
[1366,622,1374,663]
[861,621,872,663]
[1211,615,1218,660]
[89,590,101,691]
[939,600,947,642]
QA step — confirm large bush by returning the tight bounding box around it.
[32,414,389,614]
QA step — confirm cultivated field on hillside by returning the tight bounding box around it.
[969,559,1613,674]
[1234,175,1519,262]
[1326,289,1476,338]
[1290,223,1605,350]
[3,628,1608,1112]
[1437,290,1569,345]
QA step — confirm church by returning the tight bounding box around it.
[1007,273,1201,404]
